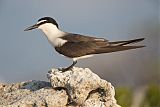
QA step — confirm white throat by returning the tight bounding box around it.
[38,23,67,47]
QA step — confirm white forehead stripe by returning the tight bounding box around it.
[37,20,47,24]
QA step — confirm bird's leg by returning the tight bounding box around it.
[59,61,77,72]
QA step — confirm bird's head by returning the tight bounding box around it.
[24,17,59,31]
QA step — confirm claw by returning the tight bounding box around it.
[58,67,71,72]
[58,61,77,72]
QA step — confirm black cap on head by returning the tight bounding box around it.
[38,17,59,28]
[24,17,59,31]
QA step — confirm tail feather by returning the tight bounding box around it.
[94,45,145,54]
[109,38,145,46]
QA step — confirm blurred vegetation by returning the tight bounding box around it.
[115,87,133,107]
[140,84,160,107]
[115,84,160,107]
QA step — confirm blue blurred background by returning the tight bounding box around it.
[0,0,159,89]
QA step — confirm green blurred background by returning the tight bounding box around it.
[115,84,160,107]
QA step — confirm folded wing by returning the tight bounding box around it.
[55,37,145,58]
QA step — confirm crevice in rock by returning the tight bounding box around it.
[86,87,106,102]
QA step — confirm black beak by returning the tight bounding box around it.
[24,24,38,31]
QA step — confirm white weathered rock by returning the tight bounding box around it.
[0,80,68,107]
[48,67,121,107]
[0,67,120,107]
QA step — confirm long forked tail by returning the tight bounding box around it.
[109,38,145,46]
[94,38,145,54]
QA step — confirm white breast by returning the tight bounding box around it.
[38,23,67,47]
[50,38,67,47]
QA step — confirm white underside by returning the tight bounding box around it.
[73,55,94,61]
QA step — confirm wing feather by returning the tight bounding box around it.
[56,34,145,58]
[61,33,109,43]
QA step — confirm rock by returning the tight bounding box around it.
[0,80,68,107]
[48,67,120,107]
[0,67,120,107]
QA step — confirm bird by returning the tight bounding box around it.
[24,17,145,72]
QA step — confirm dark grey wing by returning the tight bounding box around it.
[55,41,144,58]
[92,38,145,54]
[93,46,145,54]
[61,33,109,43]
[94,38,145,53]
[109,38,145,46]
[57,34,145,58]
[56,33,109,58]
[55,40,109,58]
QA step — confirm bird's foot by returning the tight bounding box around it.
[58,67,73,72]
[58,61,77,72]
